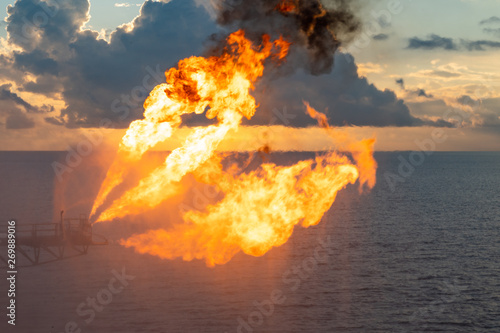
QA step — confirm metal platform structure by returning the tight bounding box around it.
[0,211,108,266]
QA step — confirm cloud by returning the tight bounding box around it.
[480,98,500,127]
[408,34,458,50]
[394,78,433,99]
[1,0,450,130]
[242,53,450,128]
[408,34,500,51]
[372,33,389,41]
[457,95,480,107]
[4,0,218,128]
[21,75,63,96]
[483,28,500,38]
[5,110,35,129]
[462,39,500,50]
[0,83,35,111]
[413,89,433,98]
[480,16,500,25]
[181,52,441,128]
[115,3,142,7]
[408,63,500,100]
[0,84,38,129]
[375,14,391,29]
[6,0,91,53]
[395,78,405,89]
[422,70,462,78]
[214,0,362,76]
[13,49,59,75]
[357,62,384,76]
[0,84,53,131]
[409,94,500,129]
[480,17,500,38]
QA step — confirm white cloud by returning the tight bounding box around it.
[115,3,142,8]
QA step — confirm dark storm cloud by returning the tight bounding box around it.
[408,34,500,51]
[13,49,59,75]
[58,0,217,128]
[5,0,218,128]
[2,0,449,129]
[242,53,450,128]
[22,75,63,96]
[372,33,389,41]
[6,0,90,52]
[0,54,22,84]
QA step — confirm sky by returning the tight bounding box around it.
[0,0,499,151]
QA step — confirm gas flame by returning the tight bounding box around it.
[276,0,297,13]
[91,30,290,221]
[304,101,377,190]
[91,29,377,267]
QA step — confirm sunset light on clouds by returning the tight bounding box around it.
[0,0,499,151]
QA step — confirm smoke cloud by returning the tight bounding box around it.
[214,0,361,75]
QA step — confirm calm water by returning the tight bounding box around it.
[0,151,499,333]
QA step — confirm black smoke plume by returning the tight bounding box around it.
[212,0,361,75]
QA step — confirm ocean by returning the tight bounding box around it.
[0,151,499,332]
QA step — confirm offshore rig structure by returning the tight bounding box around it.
[0,211,107,266]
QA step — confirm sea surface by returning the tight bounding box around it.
[0,151,499,333]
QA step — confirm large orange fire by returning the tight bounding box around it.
[90,30,377,267]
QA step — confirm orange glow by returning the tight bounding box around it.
[304,101,377,190]
[91,30,290,221]
[275,0,297,13]
[121,152,360,266]
[91,30,377,267]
